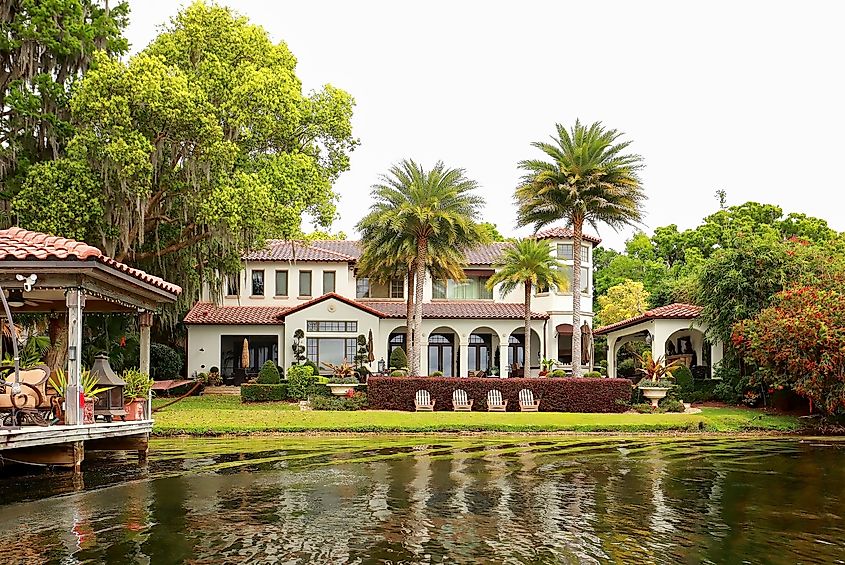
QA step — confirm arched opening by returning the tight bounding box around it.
[556,323,574,365]
[507,328,541,376]
[428,332,456,377]
[467,325,499,376]
[665,328,710,378]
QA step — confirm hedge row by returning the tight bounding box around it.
[367,377,632,413]
[241,383,289,402]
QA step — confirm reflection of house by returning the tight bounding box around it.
[184,227,600,381]
[594,303,723,379]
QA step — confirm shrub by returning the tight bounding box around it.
[256,360,281,384]
[660,398,686,413]
[617,358,636,379]
[584,371,602,378]
[150,343,183,380]
[390,369,407,377]
[389,347,407,369]
[673,365,694,399]
[288,364,321,400]
[303,360,320,376]
[241,383,289,402]
[357,366,371,379]
[430,370,443,377]
[689,379,720,402]
[632,402,655,414]
[328,376,359,385]
[310,392,367,411]
[550,369,566,378]
[367,376,632,412]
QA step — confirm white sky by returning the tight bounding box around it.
[125,1,845,250]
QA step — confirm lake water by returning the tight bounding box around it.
[0,435,842,564]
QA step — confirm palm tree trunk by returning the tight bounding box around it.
[411,237,428,376]
[405,264,415,361]
[524,281,531,377]
[571,218,583,377]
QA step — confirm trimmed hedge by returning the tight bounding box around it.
[241,383,289,402]
[367,377,632,413]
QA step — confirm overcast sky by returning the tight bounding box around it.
[125,1,845,250]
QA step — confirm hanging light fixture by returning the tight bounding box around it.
[6,290,24,308]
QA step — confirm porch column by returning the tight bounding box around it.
[458,337,469,378]
[498,335,509,378]
[606,335,617,378]
[65,289,85,425]
[138,311,152,376]
[418,332,428,377]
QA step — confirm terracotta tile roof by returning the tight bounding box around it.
[278,292,387,319]
[244,240,358,262]
[535,226,602,244]
[464,242,509,265]
[0,227,182,295]
[183,302,289,325]
[594,303,703,335]
[360,300,548,320]
[309,240,363,259]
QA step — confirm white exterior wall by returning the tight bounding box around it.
[187,324,284,377]
[216,260,355,307]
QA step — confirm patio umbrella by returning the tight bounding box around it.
[581,323,592,365]
[367,329,375,363]
[241,337,250,369]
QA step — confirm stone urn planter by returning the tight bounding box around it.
[326,383,361,396]
[640,386,670,408]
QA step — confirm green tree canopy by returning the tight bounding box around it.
[0,0,129,203]
[13,2,357,319]
[596,280,650,327]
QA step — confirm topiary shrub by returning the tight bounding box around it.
[303,360,320,376]
[430,370,443,377]
[241,383,289,402]
[150,343,183,380]
[390,369,407,377]
[617,358,636,379]
[357,366,371,379]
[584,371,602,378]
[288,364,324,400]
[550,369,566,378]
[256,360,281,384]
[389,347,407,370]
[673,365,694,399]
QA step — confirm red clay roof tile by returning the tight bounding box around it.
[535,226,602,244]
[594,303,702,335]
[183,302,289,325]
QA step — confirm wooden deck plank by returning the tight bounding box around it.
[0,421,153,451]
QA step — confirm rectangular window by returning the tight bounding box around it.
[557,243,573,261]
[306,337,358,368]
[433,277,492,300]
[226,274,240,296]
[323,271,336,294]
[251,270,264,296]
[561,267,590,294]
[275,270,288,296]
[581,245,590,263]
[390,278,404,299]
[299,270,312,297]
[356,277,370,298]
[307,321,358,332]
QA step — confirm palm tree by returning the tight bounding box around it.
[516,120,645,376]
[487,238,567,375]
[357,160,485,375]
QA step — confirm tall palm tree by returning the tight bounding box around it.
[487,238,567,375]
[516,120,645,376]
[357,159,485,375]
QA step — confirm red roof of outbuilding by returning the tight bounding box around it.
[535,226,602,244]
[593,303,702,335]
[0,227,182,295]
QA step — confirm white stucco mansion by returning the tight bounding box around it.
[184,226,601,381]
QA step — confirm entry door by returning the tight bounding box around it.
[428,334,454,377]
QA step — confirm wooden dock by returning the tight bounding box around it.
[0,421,152,470]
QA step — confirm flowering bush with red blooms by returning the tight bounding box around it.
[733,285,845,415]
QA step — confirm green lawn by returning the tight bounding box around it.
[151,396,803,435]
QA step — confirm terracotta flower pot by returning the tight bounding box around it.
[123,398,146,421]
[82,398,95,424]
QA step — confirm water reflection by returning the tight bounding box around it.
[0,436,841,564]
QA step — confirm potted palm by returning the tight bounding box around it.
[634,351,682,407]
[539,358,556,377]
[122,369,154,421]
[321,360,361,396]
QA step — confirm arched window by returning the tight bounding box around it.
[468,333,491,372]
[428,334,454,376]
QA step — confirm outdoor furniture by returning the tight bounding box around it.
[414,390,435,411]
[518,388,540,412]
[486,389,507,412]
[476,370,487,378]
[452,389,473,411]
[0,364,54,426]
[510,363,524,378]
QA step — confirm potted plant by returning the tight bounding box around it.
[208,366,222,386]
[634,351,682,407]
[321,360,361,396]
[123,369,155,421]
[48,369,67,424]
[539,358,556,377]
[81,369,112,424]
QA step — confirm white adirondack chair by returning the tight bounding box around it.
[518,388,540,412]
[452,389,473,411]
[414,390,435,411]
[486,389,507,412]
